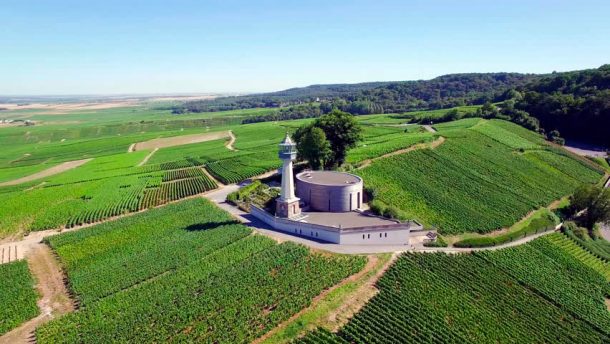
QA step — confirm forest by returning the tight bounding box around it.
[515,65,610,147]
[173,66,610,148]
[173,73,537,114]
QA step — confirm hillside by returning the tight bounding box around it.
[515,64,610,147]
[297,233,610,344]
[359,118,604,234]
[176,73,538,114]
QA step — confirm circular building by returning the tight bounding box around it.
[296,171,363,212]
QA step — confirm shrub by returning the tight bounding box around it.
[383,206,401,220]
[369,200,387,216]
[423,235,448,247]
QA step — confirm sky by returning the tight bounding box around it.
[1,0,609,95]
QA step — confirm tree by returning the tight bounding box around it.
[293,125,331,170]
[548,130,565,145]
[313,110,363,168]
[570,185,610,229]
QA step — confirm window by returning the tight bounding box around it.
[362,234,365,239]
[299,229,302,235]
[315,232,318,237]
[311,231,313,236]
[385,233,387,238]
[379,233,382,238]
[367,234,370,239]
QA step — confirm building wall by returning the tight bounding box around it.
[296,180,363,212]
[339,227,410,245]
[251,206,411,245]
[252,206,341,243]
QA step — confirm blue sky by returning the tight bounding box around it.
[1,0,609,95]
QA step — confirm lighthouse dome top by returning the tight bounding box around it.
[280,132,295,145]
[278,133,297,160]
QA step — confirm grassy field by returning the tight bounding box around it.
[296,234,610,344]
[0,260,39,335]
[36,198,365,343]
[359,118,604,234]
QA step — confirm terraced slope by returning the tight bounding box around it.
[359,119,604,234]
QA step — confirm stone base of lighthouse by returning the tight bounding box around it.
[276,198,301,218]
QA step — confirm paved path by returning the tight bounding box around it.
[204,186,412,254]
[564,142,608,158]
[0,159,92,187]
[203,183,558,255]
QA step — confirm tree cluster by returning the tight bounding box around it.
[515,65,610,147]
[170,72,538,115]
[292,110,362,169]
[569,184,610,229]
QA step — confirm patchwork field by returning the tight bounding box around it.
[359,119,604,234]
[296,234,610,344]
[36,198,366,343]
[0,105,605,241]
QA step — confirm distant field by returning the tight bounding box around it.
[297,234,610,344]
[359,119,604,234]
[0,260,39,336]
[37,198,365,343]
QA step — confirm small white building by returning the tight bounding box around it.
[250,134,422,245]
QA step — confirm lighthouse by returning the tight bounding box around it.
[276,133,301,218]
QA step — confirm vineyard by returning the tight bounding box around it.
[205,153,279,184]
[0,260,39,336]
[296,235,610,344]
[346,131,434,164]
[359,119,604,234]
[37,198,365,343]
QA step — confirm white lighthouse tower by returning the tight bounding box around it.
[276,133,301,218]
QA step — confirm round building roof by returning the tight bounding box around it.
[296,171,362,186]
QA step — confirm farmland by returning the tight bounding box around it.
[36,198,366,343]
[359,118,604,234]
[296,234,610,344]
[0,260,39,335]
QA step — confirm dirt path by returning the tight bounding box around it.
[325,253,398,331]
[226,130,236,151]
[0,159,92,187]
[422,125,437,133]
[131,130,231,152]
[137,148,158,167]
[253,254,388,344]
[127,143,136,153]
[0,244,74,344]
[357,136,445,169]
[413,225,561,253]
